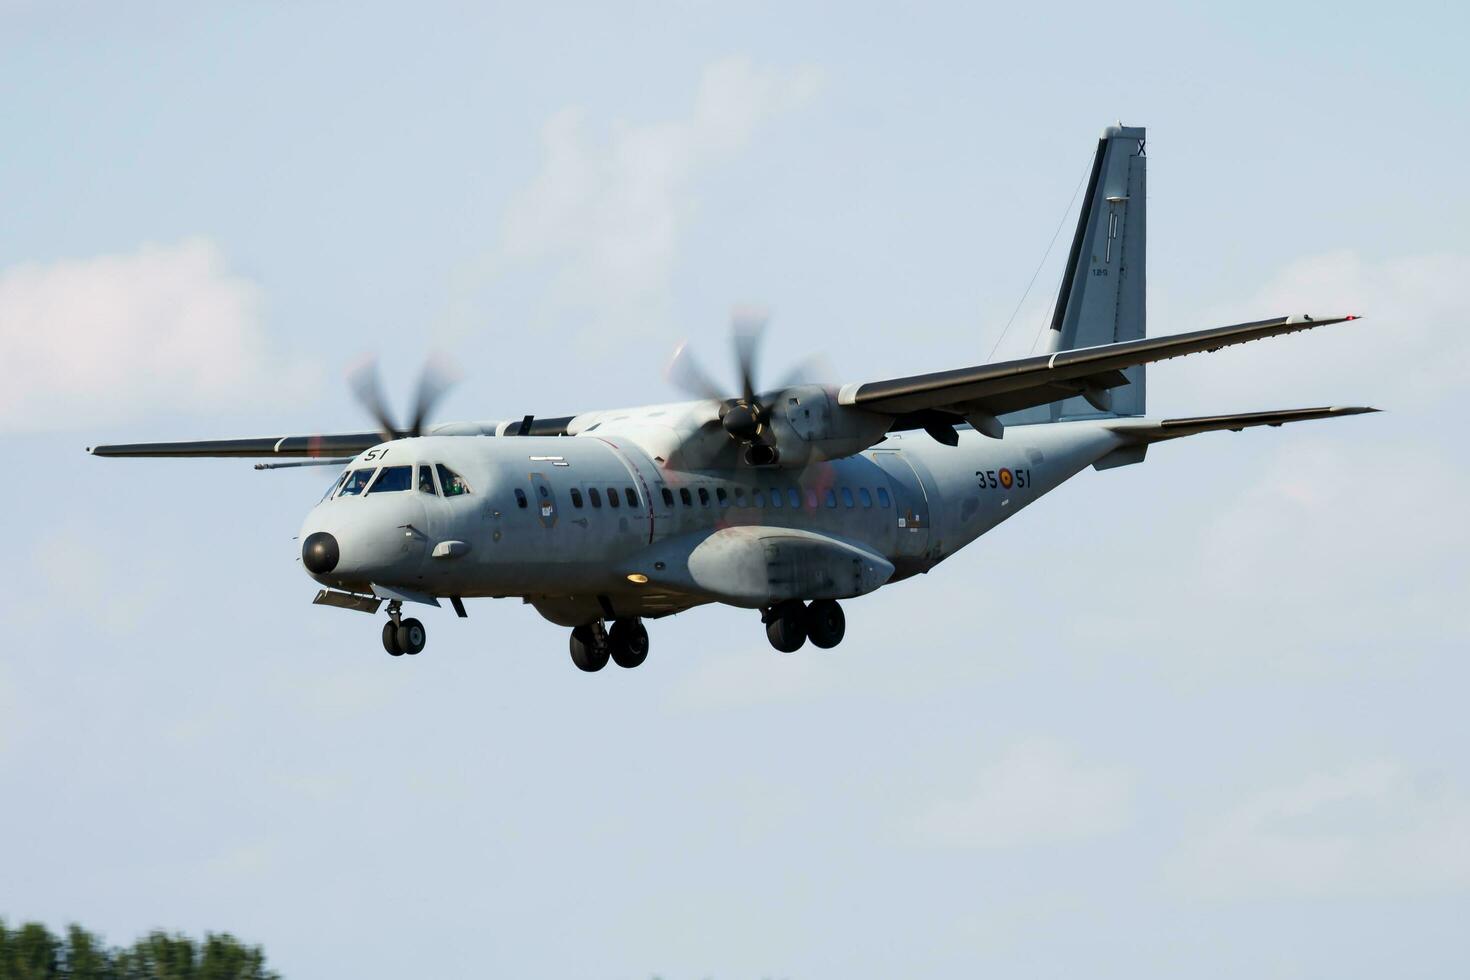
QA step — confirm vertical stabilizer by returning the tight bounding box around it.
[1010,124,1147,422]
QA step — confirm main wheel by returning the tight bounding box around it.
[382,620,405,656]
[805,599,845,649]
[608,619,649,669]
[569,624,610,672]
[765,601,807,653]
[396,618,427,655]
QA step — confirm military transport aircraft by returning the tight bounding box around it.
[90,125,1374,671]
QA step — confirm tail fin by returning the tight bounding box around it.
[1009,124,1147,422]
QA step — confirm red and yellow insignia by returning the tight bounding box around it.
[999,467,1014,489]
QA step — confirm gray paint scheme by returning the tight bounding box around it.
[88,121,1376,641]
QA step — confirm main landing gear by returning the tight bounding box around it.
[764,599,845,653]
[381,600,427,657]
[569,618,650,672]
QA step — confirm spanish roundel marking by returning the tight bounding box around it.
[999,467,1014,489]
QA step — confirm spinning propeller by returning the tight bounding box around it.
[347,355,461,443]
[667,310,822,466]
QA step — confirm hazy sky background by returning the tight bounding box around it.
[2,2,1467,977]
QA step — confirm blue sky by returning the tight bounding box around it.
[2,2,1467,977]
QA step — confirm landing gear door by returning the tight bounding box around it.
[870,451,930,560]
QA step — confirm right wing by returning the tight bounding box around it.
[840,314,1362,424]
[88,432,387,459]
[88,416,579,459]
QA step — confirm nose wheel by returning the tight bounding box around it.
[381,601,427,657]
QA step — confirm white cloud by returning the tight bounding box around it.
[0,237,307,432]
[459,56,823,348]
[1168,761,1470,899]
[913,739,1133,848]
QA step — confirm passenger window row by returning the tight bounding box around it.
[515,484,642,510]
[657,484,891,510]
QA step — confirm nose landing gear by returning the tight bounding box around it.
[381,600,427,657]
[569,618,649,672]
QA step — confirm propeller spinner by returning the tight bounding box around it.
[667,310,819,466]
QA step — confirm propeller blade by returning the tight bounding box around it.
[772,353,831,394]
[408,354,461,437]
[666,341,728,402]
[731,308,769,406]
[346,355,399,442]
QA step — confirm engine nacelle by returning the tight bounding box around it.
[764,385,892,466]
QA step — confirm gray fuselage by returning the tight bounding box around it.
[299,419,1127,627]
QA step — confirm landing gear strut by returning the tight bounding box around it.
[764,600,845,653]
[569,617,649,672]
[381,600,427,657]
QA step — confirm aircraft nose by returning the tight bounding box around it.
[302,531,340,575]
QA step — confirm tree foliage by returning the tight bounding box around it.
[0,921,278,980]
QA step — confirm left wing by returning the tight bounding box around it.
[840,314,1360,426]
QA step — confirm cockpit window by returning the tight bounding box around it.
[321,469,349,502]
[436,464,470,497]
[418,465,437,495]
[338,468,376,497]
[368,465,412,494]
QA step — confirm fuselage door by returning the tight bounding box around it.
[528,472,558,528]
[870,450,930,560]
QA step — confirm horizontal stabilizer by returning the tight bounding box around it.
[1109,405,1379,443]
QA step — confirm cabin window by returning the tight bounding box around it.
[734,487,747,507]
[368,465,412,494]
[606,486,620,508]
[514,488,528,509]
[788,488,801,508]
[436,464,471,496]
[824,489,837,508]
[698,487,710,507]
[859,487,873,508]
[769,487,782,509]
[570,487,584,508]
[806,489,818,509]
[417,465,437,495]
[339,468,376,497]
[624,487,638,508]
[679,487,693,507]
[841,487,855,508]
[753,489,766,507]
[661,487,674,507]
[717,487,729,507]
[589,487,602,508]
[877,487,892,508]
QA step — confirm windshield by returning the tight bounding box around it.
[367,465,413,494]
[321,469,349,503]
[338,468,377,496]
